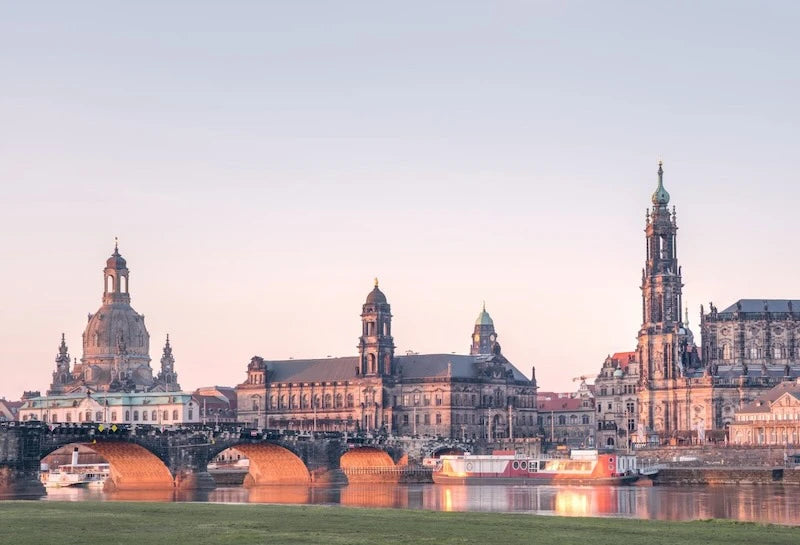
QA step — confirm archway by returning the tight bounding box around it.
[340,447,397,483]
[234,444,310,486]
[42,442,173,492]
[431,447,465,458]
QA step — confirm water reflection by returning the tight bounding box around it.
[39,484,800,525]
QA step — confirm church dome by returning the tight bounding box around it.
[83,303,150,362]
[651,161,670,206]
[366,278,387,304]
[613,368,625,378]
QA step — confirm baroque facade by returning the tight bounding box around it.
[236,282,538,439]
[594,352,639,448]
[632,163,799,438]
[728,381,800,445]
[48,244,181,394]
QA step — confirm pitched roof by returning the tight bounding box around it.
[720,299,800,314]
[261,354,530,384]
[537,394,589,411]
[737,381,800,413]
[611,351,637,369]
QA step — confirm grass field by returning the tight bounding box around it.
[1,501,798,545]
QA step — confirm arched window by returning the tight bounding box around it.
[120,276,127,293]
[269,395,275,409]
[106,275,114,293]
[279,395,286,409]
[582,414,589,424]
[368,354,376,374]
[111,411,117,421]
[323,394,332,409]
[151,410,157,421]
[124,411,130,421]
[558,415,566,425]
[133,410,139,421]
[163,410,169,421]
[142,410,148,421]
[313,395,320,409]
[335,394,343,408]
[290,395,297,409]
[301,394,309,409]
[252,396,260,411]
[570,414,577,424]
[346,393,354,408]
[172,409,179,420]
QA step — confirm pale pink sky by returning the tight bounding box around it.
[1,2,799,399]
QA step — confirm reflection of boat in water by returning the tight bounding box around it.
[41,447,110,489]
[431,449,641,485]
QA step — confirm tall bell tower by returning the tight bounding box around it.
[638,161,685,433]
[357,279,395,376]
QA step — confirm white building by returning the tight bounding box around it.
[19,391,200,426]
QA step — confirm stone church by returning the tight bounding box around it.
[630,162,800,438]
[236,284,538,439]
[48,244,181,394]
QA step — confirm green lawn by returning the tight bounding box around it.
[0,501,797,545]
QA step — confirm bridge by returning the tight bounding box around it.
[0,422,473,497]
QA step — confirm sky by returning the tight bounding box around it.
[1,1,799,399]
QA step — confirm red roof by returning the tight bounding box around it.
[611,351,636,369]
[537,393,590,411]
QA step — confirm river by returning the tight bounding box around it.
[36,483,800,525]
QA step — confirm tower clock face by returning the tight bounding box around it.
[473,334,480,342]
[490,334,496,342]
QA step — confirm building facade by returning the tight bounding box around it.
[0,399,22,422]
[236,282,538,439]
[18,391,200,425]
[729,381,800,446]
[594,352,639,448]
[537,382,595,448]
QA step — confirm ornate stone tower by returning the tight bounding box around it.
[357,279,395,376]
[637,161,685,433]
[154,335,181,391]
[48,334,73,394]
[470,303,500,356]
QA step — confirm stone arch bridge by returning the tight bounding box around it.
[0,423,470,497]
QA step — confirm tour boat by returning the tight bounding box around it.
[430,449,641,485]
[41,447,110,489]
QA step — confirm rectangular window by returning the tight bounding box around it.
[403,414,409,425]
[424,413,430,425]
[435,413,442,425]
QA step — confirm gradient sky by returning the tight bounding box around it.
[1,2,799,399]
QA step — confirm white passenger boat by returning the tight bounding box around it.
[41,447,110,489]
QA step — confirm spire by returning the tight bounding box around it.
[374,277,379,288]
[114,236,119,253]
[684,306,689,326]
[58,333,68,357]
[651,160,670,206]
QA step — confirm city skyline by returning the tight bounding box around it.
[3,2,800,399]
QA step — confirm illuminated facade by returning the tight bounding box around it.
[236,283,538,439]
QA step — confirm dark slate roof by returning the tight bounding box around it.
[720,299,800,313]
[262,354,530,384]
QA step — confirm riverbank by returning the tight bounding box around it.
[1,501,798,545]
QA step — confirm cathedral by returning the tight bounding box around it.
[236,283,538,439]
[614,162,800,439]
[48,243,181,394]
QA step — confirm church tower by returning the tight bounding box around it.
[637,161,685,433]
[48,334,73,394]
[470,303,500,356]
[358,279,395,376]
[155,334,181,391]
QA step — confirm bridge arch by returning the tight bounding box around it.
[340,446,397,483]
[431,447,465,457]
[42,442,173,491]
[232,444,311,486]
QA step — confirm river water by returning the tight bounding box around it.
[38,484,800,525]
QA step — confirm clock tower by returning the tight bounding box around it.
[471,303,500,356]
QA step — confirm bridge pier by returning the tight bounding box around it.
[174,469,216,490]
[0,465,46,499]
